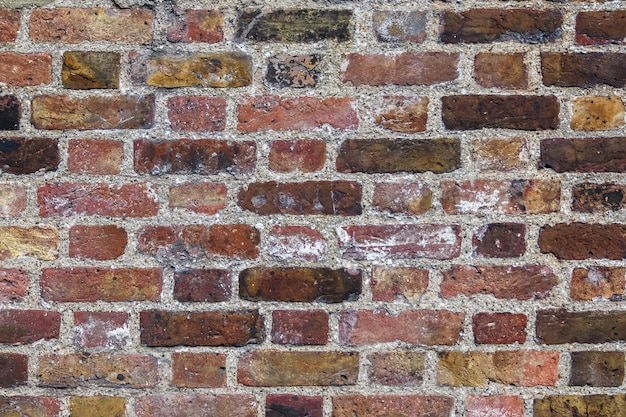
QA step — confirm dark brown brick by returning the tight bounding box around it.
[534,395,626,417]
[266,54,321,88]
[473,223,526,258]
[472,312,527,344]
[372,10,427,43]
[570,352,624,387]
[537,309,626,344]
[540,137,626,173]
[541,53,626,87]
[140,310,263,347]
[368,351,426,386]
[62,51,120,89]
[69,225,127,260]
[0,354,27,387]
[336,138,460,174]
[237,181,362,216]
[0,137,59,174]
[271,310,329,345]
[267,395,323,417]
[474,53,528,89]
[173,269,231,302]
[239,267,362,303]
[539,223,626,260]
[0,310,60,344]
[573,183,626,212]
[442,95,559,130]
[0,95,19,130]
[576,11,626,45]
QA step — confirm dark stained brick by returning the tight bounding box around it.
[570,352,624,387]
[541,53,626,87]
[539,223,626,260]
[0,310,60,344]
[534,395,626,417]
[537,309,626,344]
[62,51,120,89]
[266,395,323,417]
[0,96,19,130]
[0,137,59,174]
[473,223,526,258]
[540,137,626,173]
[173,269,231,302]
[0,354,27,387]
[266,54,321,88]
[576,11,626,45]
[372,10,427,43]
[572,183,626,212]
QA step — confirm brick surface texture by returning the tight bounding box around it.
[0,1,625,416]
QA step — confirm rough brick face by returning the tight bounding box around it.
[266,395,322,417]
[167,96,226,132]
[368,351,426,386]
[571,96,624,131]
[0,9,20,42]
[271,310,329,345]
[68,139,123,175]
[0,354,27,387]
[268,226,328,261]
[135,395,257,417]
[69,225,127,260]
[171,353,226,388]
[539,223,626,260]
[74,312,130,349]
[465,396,524,417]
[473,313,527,344]
[0,268,29,302]
[570,351,624,387]
[266,54,321,88]
[173,269,231,303]
[167,9,223,43]
[373,10,426,43]
[372,182,432,215]
[371,266,429,302]
[0,184,26,217]
[540,137,626,172]
[534,395,626,417]
[333,395,453,417]
[0,310,60,343]
[541,53,626,87]
[472,138,529,172]
[371,96,428,132]
[474,53,528,89]
[268,140,326,172]
[62,51,120,89]
[69,397,125,417]
[576,11,626,45]
[537,310,626,344]
[472,223,526,258]
[0,397,60,417]
[0,52,52,86]
[570,267,625,301]
[0,95,20,130]
[0,226,58,260]
[169,182,227,214]
[0,137,59,174]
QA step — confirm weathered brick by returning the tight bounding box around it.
[0,310,59,343]
[373,10,426,43]
[475,138,530,173]
[573,183,625,212]
[236,9,352,42]
[534,395,626,417]
[0,226,58,260]
[373,182,432,215]
[539,223,626,260]
[0,397,60,417]
[440,9,562,43]
[69,225,127,260]
[137,224,260,261]
[337,138,461,174]
[341,52,459,86]
[238,181,362,215]
[472,312,527,344]
[0,52,51,86]
[239,267,361,303]
[541,53,626,87]
[333,395,453,417]
[135,395,257,417]
[371,96,428,132]
[62,51,119,89]
[268,226,327,261]
[30,8,154,43]
[167,96,226,132]
[134,139,256,175]
[267,395,322,417]
[0,354,27,387]
[173,269,231,302]
[571,96,624,131]
[473,223,526,258]
[0,9,19,42]
[441,265,558,300]
[339,309,463,345]
[237,96,357,132]
[69,397,125,417]
[441,179,560,214]
[171,352,226,388]
[38,353,158,388]
[68,139,123,175]
[238,351,358,386]
[268,140,325,172]
[0,268,28,302]
[437,351,559,386]
[576,11,626,45]
[442,95,559,130]
[32,95,155,130]
[0,184,25,217]
[474,53,527,89]
[540,137,626,173]
[0,137,59,174]
[140,310,263,347]
[266,54,321,88]
[74,312,130,349]
[465,396,524,417]
[0,95,19,130]
[167,9,223,43]
[371,266,429,303]
[272,310,329,345]
[169,182,227,214]
[130,52,251,88]
[38,183,158,218]
[538,310,626,344]
[41,267,162,302]
[570,267,625,301]
[368,351,426,386]
[570,351,624,387]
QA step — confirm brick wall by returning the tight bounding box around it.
[1,1,625,416]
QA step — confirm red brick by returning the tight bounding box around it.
[371,96,428,132]
[38,353,158,388]
[0,397,60,417]
[338,224,461,260]
[541,53,626,87]
[68,139,123,175]
[474,53,528,89]
[0,52,51,86]
[135,395,257,417]
[237,96,357,131]
[0,184,26,217]
[0,310,60,344]
[268,140,326,172]
[0,9,20,43]
[473,313,527,344]
[30,8,154,43]
[441,265,558,300]
[372,10,427,43]
[268,226,327,261]
[167,96,226,132]
[41,267,162,302]
[267,395,322,417]
[38,182,159,218]
[167,9,223,43]
[339,309,463,346]
[576,11,626,45]
[173,269,231,302]
[0,354,27,387]
[169,182,227,214]
[0,268,28,302]
[368,351,426,386]
[372,182,432,214]
[69,225,127,260]
[238,181,362,216]
[536,309,626,344]
[465,396,524,417]
[540,137,626,173]
[333,395,453,417]
[441,179,560,214]
[539,223,626,260]
[572,183,626,212]
[570,267,625,301]
[271,310,329,345]
[74,312,130,349]
[0,95,19,130]
[137,224,260,261]
[371,266,429,302]
[171,352,226,388]
[340,52,459,86]
[0,226,59,260]
[473,223,526,258]
[134,139,256,175]
[140,310,263,347]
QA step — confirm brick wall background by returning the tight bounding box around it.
[1,0,625,416]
